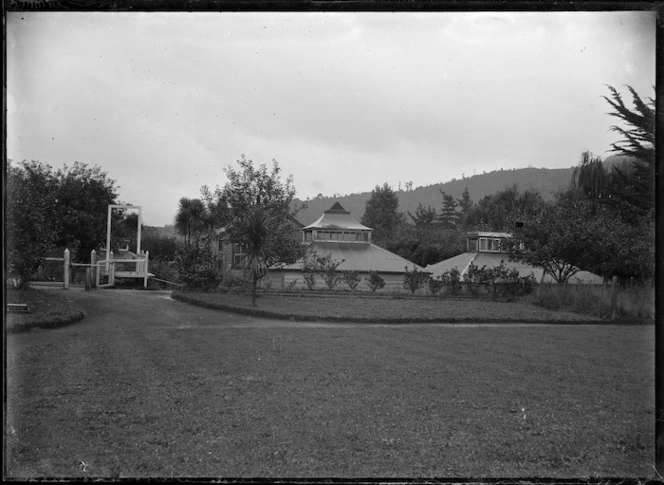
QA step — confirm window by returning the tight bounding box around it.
[232,243,247,268]
[479,238,488,251]
[304,231,312,242]
[468,238,478,251]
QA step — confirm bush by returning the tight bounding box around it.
[304,272,316,290]
[365,271,385,293]
[530,281,654,321]
[342,271,362,292]
[402,265,429,295]
[428,276,445,296]
[439,267,462,295]
[174,247,222,291]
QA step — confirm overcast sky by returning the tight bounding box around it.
[7,11,656,226]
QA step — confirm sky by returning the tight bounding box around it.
[6,11,656,227]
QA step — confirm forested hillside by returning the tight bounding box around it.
[294,166,575,226]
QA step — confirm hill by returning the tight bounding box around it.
[294,166,577,226]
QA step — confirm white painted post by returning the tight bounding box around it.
[91,249,97,289]
[63,249,70,289]
[143,251,149,288]
[137,207,142,255]
[106,205,112,273]
[109,251,115,287]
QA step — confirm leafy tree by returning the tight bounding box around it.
[53,162,120,262]
[6,160,58,288]
[206,156,303,304]
[571,150,610,200]
[361,183,404,246]
[142,235,179,261]
[507,195,651,283]
[402,265,429,294]
[365,271,385,292]
[465,186,543,231]
[408,203,438,240]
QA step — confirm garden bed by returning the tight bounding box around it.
[5,287,86,333]
[171,290,607,324]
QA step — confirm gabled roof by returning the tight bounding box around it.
[303,202,372,231]
[279,242,426,274]
[425,251,604,284]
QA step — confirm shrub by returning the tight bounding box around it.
[438,267,462,295]
[428,276,445,296]
[174,247,222,291]
[303,272,316,290]
[342,271,362,292]
[402,265,429,295]
[314,253,345,291]
[366,271,385,293]
[286,279,299,292]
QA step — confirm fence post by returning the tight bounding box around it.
[91,249,97,289]
[109,251,115,287]
[143,251,149,288]
[85,267,91,290]
[610,275,618,320]
[63,249,70,289]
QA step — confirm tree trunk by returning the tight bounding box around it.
[251,277,258,306]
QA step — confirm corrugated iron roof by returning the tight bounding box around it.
[426,251,604,284]
[303,202,372,231]
[280,242,426,274]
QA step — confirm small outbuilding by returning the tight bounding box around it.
[425,231,604,284]
[269,202,427,292]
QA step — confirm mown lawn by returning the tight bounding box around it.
[5,289,655,479]
[173,291,604,323]
[5,287,85,333]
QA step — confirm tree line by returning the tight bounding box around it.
[360,85,655,283]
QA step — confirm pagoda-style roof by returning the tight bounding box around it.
[280,242,426,274]
[303,202,372,231]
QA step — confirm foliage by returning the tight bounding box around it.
[361,182,404,246]
[303,273,317,291]
[402,265,429,294]
[571,151,610,200]
[174,246,222,291]
[142,235,179,261]
[428,276,445,296]
[174,198,212,249]
[53,162,120,263]
[510,195,654,282]
[408,203,438,240]
[438,190,459,229]
[465,186,544,232]
[285,279,299,292]
[202,156,303,304]
[342,271,362,292]
[6,160,58,288]
[603,85,655,214]
[204,155,302,268]
[530,282,654,321]
[438,267,463,295]
[317,254,345,291]
[365,271,386,293]
[463,262,536,299]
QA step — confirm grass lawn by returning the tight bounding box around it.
[172,291,605,323]
[5,289,655,478]
[5,287,86,333]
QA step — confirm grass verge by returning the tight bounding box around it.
[5,287,86,333]
[171,291,613,324]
